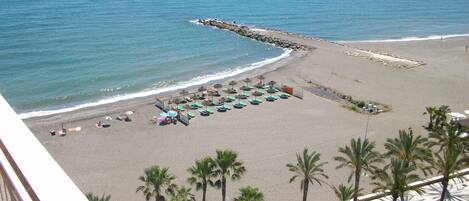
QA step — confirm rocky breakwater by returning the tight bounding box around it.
[197,19,314,51]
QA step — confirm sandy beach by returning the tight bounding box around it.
[24,23,469,201]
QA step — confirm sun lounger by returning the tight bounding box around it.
[190,102,203,109]
[267,88,278,93]
[265,95,279,102]
[227,96,236,102]
[216,104,231,112]
[187,111,195,119]
[233,101,247,109]
[249,98,263,105]
[252,90,264,96]
[176,105,185,111]
[278,93,290,99]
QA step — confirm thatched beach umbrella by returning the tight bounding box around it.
[179,89,189,97]
[228,81,237,89]
[213,83,223,92]
[243,78,252,86]
[257,75,265,85]
[197,86,207,99]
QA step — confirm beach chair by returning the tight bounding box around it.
[176,105,185,111]
[249,98,263,105]
[279,93,290,99]
[267,87,278,93]
[187,111,195,119]
[252,90,264,96]
[233,101,247,109]
[216,104,231,112]
[265,95,279,102]
[227,96,236,102]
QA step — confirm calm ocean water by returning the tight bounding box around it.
[1,0,468,118]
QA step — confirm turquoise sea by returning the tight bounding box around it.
[1,0,468,118]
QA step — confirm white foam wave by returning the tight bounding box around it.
[340,34,469,43]
[19,49,292,119]
[189,19,203,25]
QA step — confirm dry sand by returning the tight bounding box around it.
[25,29,469,201]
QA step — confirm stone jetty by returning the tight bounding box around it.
[196,19,313,51]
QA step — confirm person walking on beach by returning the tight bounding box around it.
[466,45,468,53]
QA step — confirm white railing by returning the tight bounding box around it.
[357,167,469,201]
[0,95,88,201]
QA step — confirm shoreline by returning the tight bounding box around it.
[20,48,301,121]
[24,49,307,127]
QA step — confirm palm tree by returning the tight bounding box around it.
[287,149,328,201]
[170,186,196,201]
[434,105,450,130]
[384,130,433,175]
[371,159,423,201]
[424,105,451,131]
[136,166,177,201]
[427,123,467,153]
[334,138,382,201]
[213,149,246,201]
[86,193,111,201]
[431,147,467,201]
[423,106,437,130]
[233,186,265,201]
[332,184,361,201]
[187,157,216,201]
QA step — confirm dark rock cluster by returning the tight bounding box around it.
[197,19,312,51]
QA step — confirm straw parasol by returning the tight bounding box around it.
[197,86,207,99]
[257,75,265,85]
[243,78,252,86]
[213,83,223,92]
[179,89,189,97]
[228,80,237,89]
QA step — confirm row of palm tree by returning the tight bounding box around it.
[135,149,263,201]
[330,108,467,201]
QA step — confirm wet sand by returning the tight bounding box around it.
[25,29,469,201]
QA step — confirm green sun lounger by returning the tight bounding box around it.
[217,104,231,112]
[252,90,264,96]
[190,102,203,109]
[249,98,263,105]
[187,111,195,119]
[279,93,290,99]
[233,101,247,109]
[265,95,279,102]
[267,88,279,93]
[176,105,185,111]
[199,108,213,116]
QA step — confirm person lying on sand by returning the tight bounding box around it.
[96,121,102,128]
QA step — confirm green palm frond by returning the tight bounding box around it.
[233,186,265,201]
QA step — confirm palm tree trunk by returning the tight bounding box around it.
[202,182,207,201]
[222,176,226,201]
[400,192,405,201]
[440,177,449,201]
[353,170,361,201]
[392,193,398,201]
[302,180,309,201]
